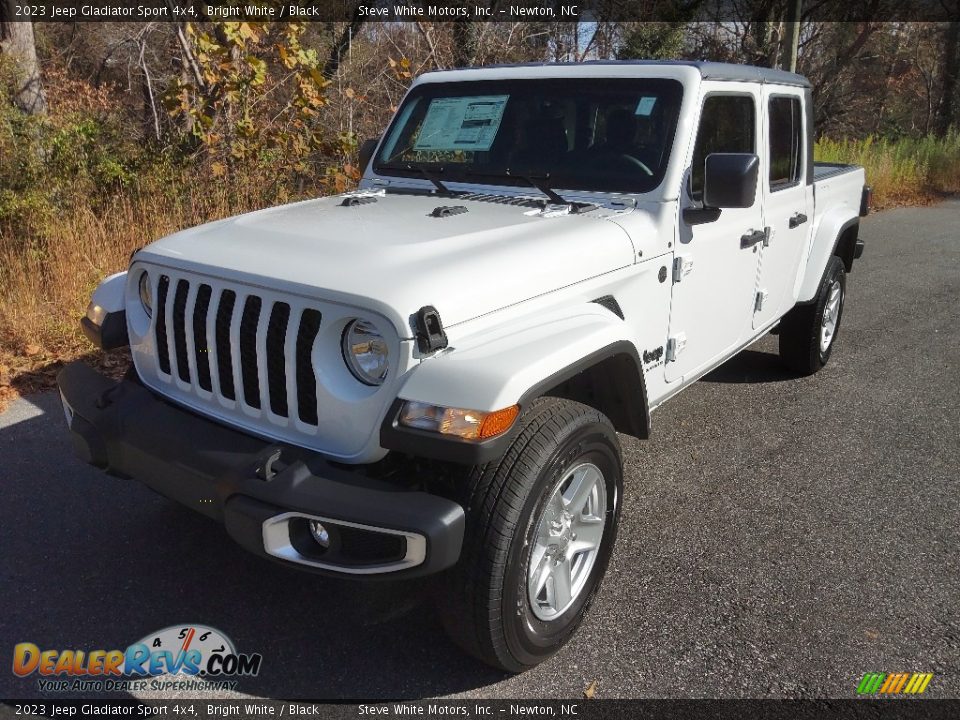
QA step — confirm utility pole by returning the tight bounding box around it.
[782,0,802,72]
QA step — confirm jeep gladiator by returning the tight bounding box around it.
[58,61,869,672]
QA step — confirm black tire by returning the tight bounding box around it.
[779,256,846,375]
[436,397,622,672]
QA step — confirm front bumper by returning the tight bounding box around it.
[56,362,464,578]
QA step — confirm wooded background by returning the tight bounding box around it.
[0,5,958,393]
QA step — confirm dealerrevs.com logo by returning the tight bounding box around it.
[12,624,262,693]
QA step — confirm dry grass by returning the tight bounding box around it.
[0,180,268,410]
[815,132,960,208]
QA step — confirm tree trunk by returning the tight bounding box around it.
[0,2,47,114]
[937,21,959,136]
[452,21,476,68]
[322,12,365,79]
[781,0,802,72]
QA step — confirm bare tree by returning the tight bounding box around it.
[451,21,476,68]
[0,0,46,114]
[937,20,959,136]
[323,12,366,79]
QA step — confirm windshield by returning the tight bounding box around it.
[374,78,684,195]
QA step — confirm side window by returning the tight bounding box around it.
[690,95,755,199]
[768,96,803,189]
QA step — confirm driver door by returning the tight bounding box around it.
[665,87,764,383]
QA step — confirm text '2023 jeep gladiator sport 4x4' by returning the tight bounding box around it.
[59,61,869,672]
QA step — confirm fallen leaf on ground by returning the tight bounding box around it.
[583,680,598,699]
[24,344,41,356]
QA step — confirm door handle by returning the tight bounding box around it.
[740,229,766,249]
[789,212,808,229]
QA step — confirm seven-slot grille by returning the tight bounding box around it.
[153,274,323,426]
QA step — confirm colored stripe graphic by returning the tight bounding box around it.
[892,673,909,693]
[857,673,885,694]
[879,674,897,693]
[857,672,933,695]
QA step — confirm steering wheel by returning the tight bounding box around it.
[614,153,654,176]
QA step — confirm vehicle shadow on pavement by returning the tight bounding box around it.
[701,349,796,385]
[0,389,509,701]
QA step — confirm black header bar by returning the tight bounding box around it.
[2,699,960,720]
[4,0,957,23]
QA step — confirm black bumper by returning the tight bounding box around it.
[56,362,464,578]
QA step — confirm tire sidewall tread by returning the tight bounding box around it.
[779,256,846,375]
[436,397,622,672]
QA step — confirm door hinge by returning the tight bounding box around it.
[672,255,694,283]
[666,333,687,362]
[762,226,772,247]
[754,289,769,312]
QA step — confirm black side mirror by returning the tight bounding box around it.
[358,138,379,175]
[703,153,759,208]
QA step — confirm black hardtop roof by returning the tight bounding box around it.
[454,60,811,88]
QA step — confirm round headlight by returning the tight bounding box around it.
[138,272,152,318]
[342,319,389,386]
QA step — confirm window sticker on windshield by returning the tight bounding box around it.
[413,95,509,152]
[636,96,657,116]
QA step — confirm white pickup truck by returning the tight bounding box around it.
[59,60,869,672]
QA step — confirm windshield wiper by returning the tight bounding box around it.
[401,162,450,194]
[505,171,569,206]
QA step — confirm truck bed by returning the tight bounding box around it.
[813,162,861,182]
[810,161,867,260]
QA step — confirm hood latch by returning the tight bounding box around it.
[414,306,449,353]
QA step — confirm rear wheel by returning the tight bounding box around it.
[436,397,622,672]
[779,256,846,375]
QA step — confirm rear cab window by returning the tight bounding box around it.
[768,95,804,190]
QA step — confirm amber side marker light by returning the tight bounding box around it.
[400,402,520,441]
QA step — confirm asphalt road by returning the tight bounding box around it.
[1,201,958,701]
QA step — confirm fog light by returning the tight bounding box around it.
[309,521,330,548]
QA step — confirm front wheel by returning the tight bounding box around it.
[779,256,846,375]
[436,397,622,672]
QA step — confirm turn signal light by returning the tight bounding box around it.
[400,402,520,441]
[478,405,520,439]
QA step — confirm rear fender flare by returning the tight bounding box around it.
[797,210,858,303]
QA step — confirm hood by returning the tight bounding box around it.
[139,191,637,336]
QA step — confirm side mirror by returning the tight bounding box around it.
[358,137,379,175]
[703,152,759,209]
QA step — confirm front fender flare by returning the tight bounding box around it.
[81,271,129,350]
[380,305,649,464]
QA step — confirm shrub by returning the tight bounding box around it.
[815,132,960,207]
